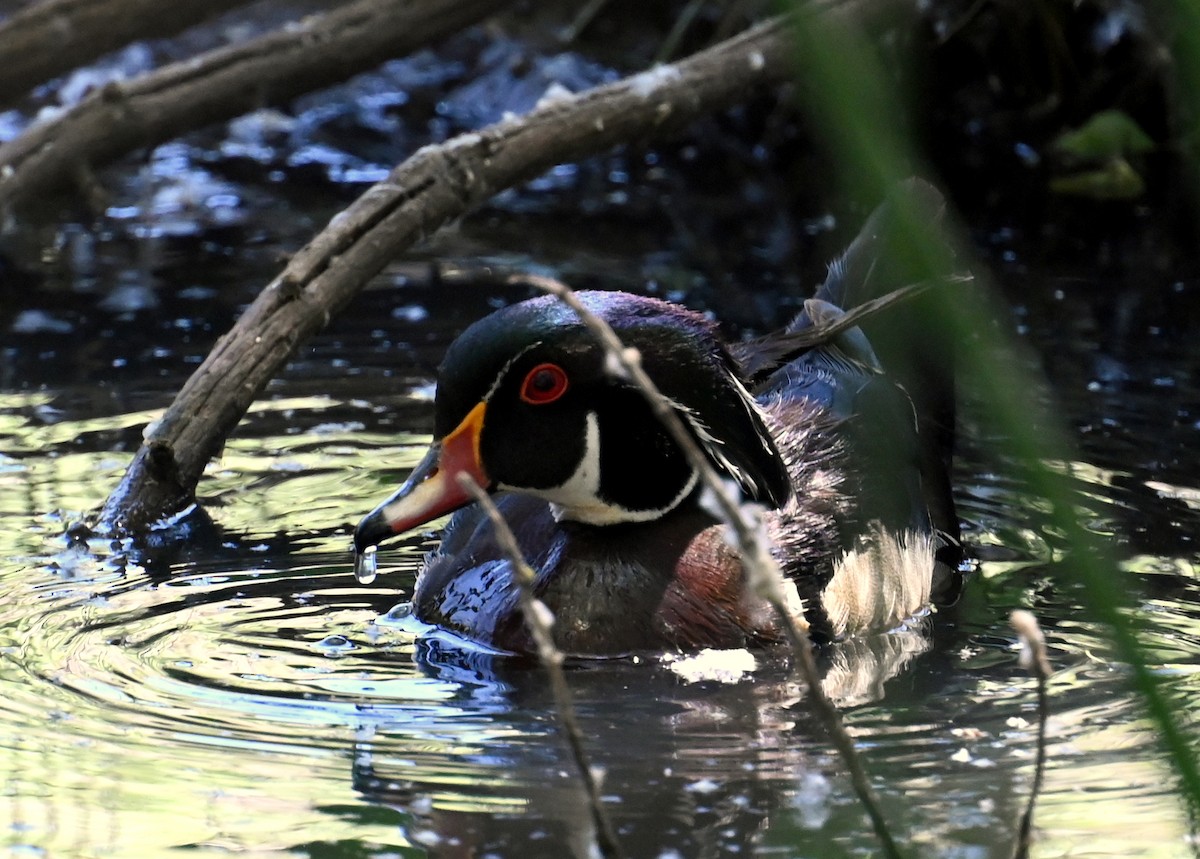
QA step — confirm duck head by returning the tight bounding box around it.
[353,291,790,553]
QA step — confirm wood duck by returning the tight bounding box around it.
[355,185,962,656]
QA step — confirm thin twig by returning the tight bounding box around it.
[516,273,905,859]
[1010,609,1051,859]
[456,473,625,859]
[656,0,707,62]
[560,0,611,42]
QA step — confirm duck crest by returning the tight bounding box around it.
[667,380,781,504]
[627,318,790,508]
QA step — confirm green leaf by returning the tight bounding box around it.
[1052,109,1156,160]
[1049,157,1147,200]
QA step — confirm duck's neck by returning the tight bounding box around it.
[529,497,721,654]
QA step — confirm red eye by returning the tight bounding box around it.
[520,363,569,405]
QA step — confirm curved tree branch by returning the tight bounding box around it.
[0,0,504,210]
[97,1,916,534]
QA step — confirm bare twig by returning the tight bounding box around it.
[517,274,905,859]
[1010,609,1051,859]
[560,0,611,42]
[655,0,707,62]
[456,474,625,859]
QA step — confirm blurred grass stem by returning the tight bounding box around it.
[784,0,1200,811]
[1009,610,1051,859]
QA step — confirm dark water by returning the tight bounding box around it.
[3,10,1200,859]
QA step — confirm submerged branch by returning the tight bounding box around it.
[519,274,905,859]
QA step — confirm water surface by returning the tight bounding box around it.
[4,259,1199,858]
[2,9,1200,857]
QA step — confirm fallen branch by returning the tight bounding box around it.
[95,15,793,532]
[0,0,259,108]
[521,274,905,859]
[96,1,918,534]
[0,0,505,210]
[456,474,625,859]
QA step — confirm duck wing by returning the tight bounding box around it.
[746,179,963,558]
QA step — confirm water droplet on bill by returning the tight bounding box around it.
[354,545,378,585]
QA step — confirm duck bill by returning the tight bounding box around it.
[354,402,490,553]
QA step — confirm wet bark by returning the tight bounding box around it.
[0,0,504,210]
[0,0,262,108]
[97,1,915,534]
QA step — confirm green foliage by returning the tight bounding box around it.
[1049,157,1146,199]
[1049,109,1155,200]
[1164,0,1200,149]
[1052,109,1155,161]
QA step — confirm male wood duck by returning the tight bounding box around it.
[355,184,962,656]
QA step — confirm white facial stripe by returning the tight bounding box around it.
[725,369,776,454]
[482,341,543,403]
[510,411,699,526]
[542,411,602,508]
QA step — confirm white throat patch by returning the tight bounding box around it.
[501,411,698,526]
